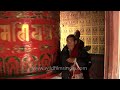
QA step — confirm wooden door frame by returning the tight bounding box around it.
[104,11,113,79]
[104,11,120,79]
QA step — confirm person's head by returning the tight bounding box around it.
[66,34,77,51]
[74,30,80,39]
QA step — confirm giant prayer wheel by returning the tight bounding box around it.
[0,11,60,78]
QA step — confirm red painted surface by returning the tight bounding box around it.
[0,11,60,78]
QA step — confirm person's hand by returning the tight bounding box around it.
[66,58,76,63]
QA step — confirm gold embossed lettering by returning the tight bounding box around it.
[31,25,42,41]
[17,24,29,41]
[43,25,52,40]
[0,25,11,42]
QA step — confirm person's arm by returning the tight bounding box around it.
[76,50,88,68]
[61,46,70,67]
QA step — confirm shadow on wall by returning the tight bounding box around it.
[89,54,104,79]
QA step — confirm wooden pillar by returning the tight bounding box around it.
[104,11,120,79]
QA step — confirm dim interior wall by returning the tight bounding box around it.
[60,11,105,54]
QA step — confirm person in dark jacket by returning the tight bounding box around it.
[61,34,90,79]
[74,30,91,79]
[74,30,84,50]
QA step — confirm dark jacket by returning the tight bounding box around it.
[61,46,90,69]
[78,39,84,50]
[61,45,91,79]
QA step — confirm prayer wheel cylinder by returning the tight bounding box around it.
[0,11,60,78]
